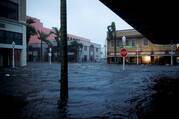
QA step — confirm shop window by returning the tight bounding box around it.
[0,30,22,45]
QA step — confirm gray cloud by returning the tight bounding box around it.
[27,0,133,49]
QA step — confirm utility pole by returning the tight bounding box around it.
[60,0,68,102]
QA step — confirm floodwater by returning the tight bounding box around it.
[0,63,179,119]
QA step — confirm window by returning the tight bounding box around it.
[0,30,22,45]
[111,40,114,47]
[0,30,4,43]
[14,33,22,45]
[6,32,13,44]
[84,46,87,51]
[143,38,149,46]
[126,39,130,46]
[132,39,136,47]
[0,1,18,20]
[0,23,5,28]
[116,40,122,47]
[96,48,98,52]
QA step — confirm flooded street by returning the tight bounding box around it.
[0,63,179,119]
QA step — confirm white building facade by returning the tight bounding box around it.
[0,0,26,67]
[67,34,101,62]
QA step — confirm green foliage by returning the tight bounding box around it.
[50,27,61,62]
[37,30,53,47]
[107,21,116,40]
[70,40,83,49]
[50,27,61,47]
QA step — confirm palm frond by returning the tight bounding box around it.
[37,30,53,47]
[26,18,35,24]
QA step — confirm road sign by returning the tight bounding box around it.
[120,48,128,57]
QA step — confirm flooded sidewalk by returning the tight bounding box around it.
[0,63,179,119]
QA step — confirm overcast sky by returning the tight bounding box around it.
[27,0,133,48]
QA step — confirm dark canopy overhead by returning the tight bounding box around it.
[99,0,179,44]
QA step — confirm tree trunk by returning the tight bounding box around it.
[60,0,68,102]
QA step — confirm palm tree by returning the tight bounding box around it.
[111,22,117,63]
[60,0,68,102]
[69,40,83,62]
[26,18,37,44]
[37,30,53,62]
[51,27,61,62]
[26,18,37,61]
[107,22,116,63]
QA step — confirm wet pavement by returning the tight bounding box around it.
[0,63,179,119]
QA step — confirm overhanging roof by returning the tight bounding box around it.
[99,0,179,44]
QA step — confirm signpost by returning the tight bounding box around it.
[136,44,139,65]
[120,48,127,70]
[12,41,15,68]
[170,44,174,66]
[121,36,127,70]
[49,47,52,64]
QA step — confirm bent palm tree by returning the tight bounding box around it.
[26,18,37,61]
[26,18,37,44]
[51,27,61,62]
[37,30,53,62]
[69,40,83,62]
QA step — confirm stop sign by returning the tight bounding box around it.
[120,48,128,57]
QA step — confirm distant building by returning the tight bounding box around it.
[28,17,101,62]
[67,34,101,62]
[107,29,179,64]
[0,0,26,67]
[28,16,56,62]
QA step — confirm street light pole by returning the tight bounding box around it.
[12,41,15,68]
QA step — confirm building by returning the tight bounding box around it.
[28,17,56,62]
[107,29,179,64]
[67,34,101,62]
[0,0,26,67]
[28,17,101,62]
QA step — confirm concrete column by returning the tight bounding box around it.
[20,25,27,66]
